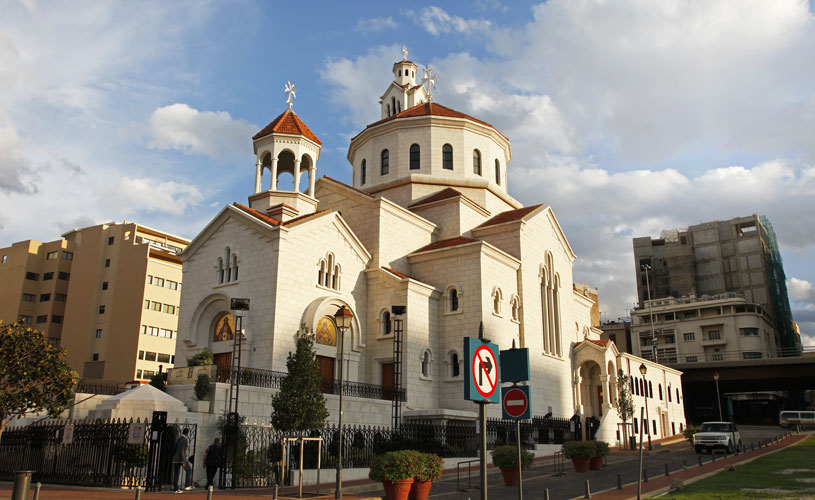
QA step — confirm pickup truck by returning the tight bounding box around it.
[693,421,741,454]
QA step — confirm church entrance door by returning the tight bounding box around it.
[317,355,335,394]
[214,352,232,382]
[382,362,395,399]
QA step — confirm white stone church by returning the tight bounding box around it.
[169,54,686,447]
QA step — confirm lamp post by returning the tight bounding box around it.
[640,265,658,363]
[334,305,353,500]
[713,371,723,421]
[639,363,651,451]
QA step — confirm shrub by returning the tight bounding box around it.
[595,441,610,457]
[187,349,214,367]
[562,440,596,459]
[377,450,421,481]
[194,373,211,400]
[416,452,444,481]
[491,445,534,469]
[368,454,385,482]
[683,425,699,442]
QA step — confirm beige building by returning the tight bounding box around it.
[631,293,779,364]
[0,222,189,382]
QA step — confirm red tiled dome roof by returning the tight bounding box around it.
[253,109,322,145]
[362,102,506,140]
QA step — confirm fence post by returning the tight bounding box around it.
[584,479,591,498]
[616,474,622,490]
[665,463,669,476]
[643,468,648,483]
[33,482,42,500]
[207,485,214,500]
[544,488,550,500]
[134,486,143,500]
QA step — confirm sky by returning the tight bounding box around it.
[1,0,813,346]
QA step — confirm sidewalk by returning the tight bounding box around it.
[583,433,808,500]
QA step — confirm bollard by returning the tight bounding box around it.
[11,470,33,500]
[682,459,687,470]
[273,483,279,500]
[617,473,623,490]
[665,463,670,476]
[134,486,142,500]
[698,455,702,467]
[33,482,42,500]
[207,485,214,500]
[584,479,591,498]
[751,442,754,451]
[712,452,716,462]
[544,488,550,500]
[643,468,648,483]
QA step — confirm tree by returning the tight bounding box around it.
[616,369,635,449]
[0,322,75,442]
[271,329,329,434]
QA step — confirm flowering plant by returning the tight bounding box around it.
[380,450,420,482]
[416,453,443,481]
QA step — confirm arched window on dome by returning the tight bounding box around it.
[391,97,396,116]
[361,159,367,185]
[410,144,420,170]
[473,149,482,175]
[495,159,501,185]
[442,144,453,170]
[381,149,389,175]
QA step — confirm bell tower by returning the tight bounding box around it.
[249,82,321,221]
[379,45,427,119]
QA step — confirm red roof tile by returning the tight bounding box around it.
[321,175,376,198]
[576,339,611,348]
[232,203,281,226]
[414,236,479,253]
[253,109,322,145]
[475,204,544,229]
[363,102,505,138]
[383,267,413,280]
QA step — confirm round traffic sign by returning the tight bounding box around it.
[471,344,498,398]
[503,387,529,418]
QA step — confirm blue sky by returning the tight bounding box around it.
[1,0,813,344]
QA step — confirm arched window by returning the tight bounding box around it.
[473,149,481,175]
[409,144,420,170]
[387,104,391,116]
[450,352,460,377]
[361,159,367,185]
[442,144,453,170]
[492,288,502,315]
[381,149,389,175]
[332,265,340,290]
[495,159,501,185]
[649,381,653,398]
[676,388,680,402]
[224,247,231,282]
[421,350,431,377]
[659,384,663,400]
[231,254,239,281]
[380,310,392,336]
[217,258,224,284]
[450,288,459,312]
[667,385,672,402]
[326,254,334,287]
[511,296,520,321]
[391,97,396,116]
[318,260,326,285]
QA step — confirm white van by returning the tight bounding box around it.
[779,411,815,429]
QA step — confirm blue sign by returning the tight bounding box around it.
[501,386,532,420]
[464,337,501,404]
[500,348,530,383]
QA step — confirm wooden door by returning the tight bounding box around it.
[382,362,395,399]
[214,352,232,382]
[317,355,335,394]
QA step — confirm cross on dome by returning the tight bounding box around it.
[402,45,409,61]
[422,66,438,102]
[285,81,296,109]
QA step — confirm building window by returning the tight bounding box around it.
[442,144,453,170]
[492,287,503,315]
[217,258,224,283]
[683,332,695,341]
[743,352,762,359]
[138,350,145,360]
[473,149,481,175]
[151,302,161,311]
[361,159,367,184]
[410,144,420,170]
[495,159,501,185]
[450,352,460,377]
[46,251,58,260]
[58,272,70,281]
[155,277,164,287]
[707,330,721,340]
[108,236,114,245]
[52,315,62,324]
[92,353,99,361]
[421,350,431,377]
[676,388,680,401]
[232,254,239,281]
[105,259,110,267]
[658,384,663,400]
[157,353,171,363]
[446,286,460,312]
[380,310,392,336]
[22,293,35,302]
[36,315,48,324]
[381,149,389,175]
[62,251,73,260]
[99,305,106,314]
[649,381,653,398]
[685,356,697,362]
[711,354,724,361]
[43,272,53,280]
[668,385,672,402]
[39,293,51,302]
[26,272,39,281]
[740,327,759,336]
[511,296,521,322]
[102,281,108,290]
[1,255,5,263]
[163,304,176,315]
[18,315,32,324]
[96,329,102,338]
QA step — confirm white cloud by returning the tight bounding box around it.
[412,6,492,35]
[0,125,36,195]
[789,278,815,304]
[355,16,397,33]
[148,103,257,159]
[105,177,203,217]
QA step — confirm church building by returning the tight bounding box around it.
[170,52,686,445]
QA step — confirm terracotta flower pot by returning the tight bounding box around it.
[409,479,433,500]
[589,456,603,470]
[571,456,591,472]
[391,479,414,500]
[383,480,394,500]
[499,467,519,486]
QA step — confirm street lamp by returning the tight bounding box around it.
[333,305,353,500]
[713,371,723,421]
[639,363,651,451]
[640,265,658,363]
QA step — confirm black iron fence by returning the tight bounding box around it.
[216,365,406,402]
[222,415,574,488]
[74,378,128,395]
[0,418,196,490]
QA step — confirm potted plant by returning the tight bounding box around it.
[562,441,595,472]
[491,445,534,486]
[590,441,609,470]
[410,452,443,500]
[369,454,392,499]
[374,450,419,500]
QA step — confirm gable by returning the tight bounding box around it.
[281,210,372,265]
[180,205,278,262]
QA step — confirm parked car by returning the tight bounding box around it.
[693,421,741,454]
[779,411,815,429]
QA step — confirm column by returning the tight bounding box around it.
[600,375,611,413]
[293,159,301,193]
[308,166,316,197]
[254,159,262,193]
[270,157,278,190]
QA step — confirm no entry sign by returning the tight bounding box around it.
[501,386,532,420]
[464,337,501,404]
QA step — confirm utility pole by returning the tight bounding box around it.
[641,264,658,363]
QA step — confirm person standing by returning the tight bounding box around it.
[172,428,193,493]
[203,437,223,489]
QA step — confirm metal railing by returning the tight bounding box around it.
[74,378,128,395]
[661,346,815,365]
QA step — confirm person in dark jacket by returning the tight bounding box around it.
[203,437,223,489]
[172,428,193,492]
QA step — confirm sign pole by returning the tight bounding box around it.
[516,417,522,500]
[478,322,488,500]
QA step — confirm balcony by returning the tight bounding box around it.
[701,337,727,347]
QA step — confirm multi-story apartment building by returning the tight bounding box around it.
[633,214,797,351]
[600,319,632,354]
[0,222,189,382]
[631,293,779,364]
